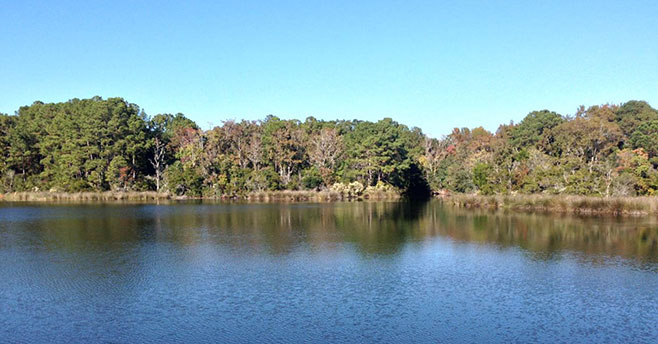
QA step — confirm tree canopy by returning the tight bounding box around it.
[1,97,657,197]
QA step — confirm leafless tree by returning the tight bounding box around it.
[309,128,343,185]
[247,132,263,170]
[149,138,166,192]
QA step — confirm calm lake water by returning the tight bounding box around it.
[1,201,658,343]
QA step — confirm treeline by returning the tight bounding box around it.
[424,101,658,196]
[0,97,424,197]
[1,97,657,197]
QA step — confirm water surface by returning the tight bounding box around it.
[1,201,658,343]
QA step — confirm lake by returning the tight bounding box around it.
[1,201,658,343]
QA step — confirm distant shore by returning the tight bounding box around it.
[440,194,658,216]
[0,190,401,203]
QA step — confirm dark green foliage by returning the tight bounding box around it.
[2,97,151,192]
[343,118,422,190]
[0,113,14,192]
[302,167,323,190]
[510,110,564,148]
[615,100,658,137]
[473,163,494,195]
[164,161,204,196]
[630,120,658,158]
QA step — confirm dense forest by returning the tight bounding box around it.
[1,97,657,198]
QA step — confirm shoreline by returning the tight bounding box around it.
[440,194,658,216]
[3,191,657,216]
[0,190,401,203]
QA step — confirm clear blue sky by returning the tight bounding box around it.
[1,0,656,137]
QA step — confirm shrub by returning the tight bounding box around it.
[330,181,364,198]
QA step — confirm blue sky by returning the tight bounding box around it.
[1,0,656,137]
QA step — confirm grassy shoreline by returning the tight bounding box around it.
[0,191,174,202]
[440,194,658,216]
[0,190,401,203]
[3,191,656,216]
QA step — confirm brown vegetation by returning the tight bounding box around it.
[1,188,402,203]
[2,191,172,202]
[441,194,658,215]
